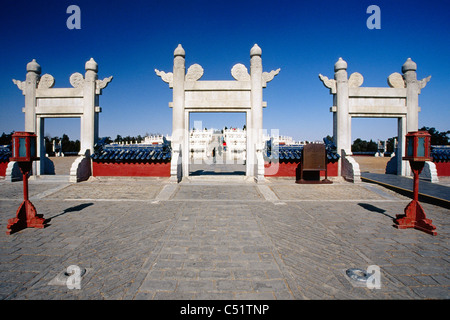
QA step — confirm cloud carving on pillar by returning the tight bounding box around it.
[348,72,364,88]
[155,69,173,86]
[12,79,26,93]
[70,72,84,88]
[231,64,280,86]
[96,76,113,94]
[387,72,431,91]
[38,74,55,89]
[387,72,405,88]
[262,68,281,86]
[318,74,336,94]
[231,63,250,81]
[185,64,204,81]
[418,75,431,90]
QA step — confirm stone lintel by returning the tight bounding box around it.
[35,87,84,98]
[348,87,407,98]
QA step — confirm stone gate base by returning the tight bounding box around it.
[69,153,92,183]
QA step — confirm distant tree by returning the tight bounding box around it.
[59,134,80,153]
[352,138,378,152]
[61,134,71,152]
[74,140,80,152]
[102,136,113,144]
[386,137,397,153]
[0,132,13,146]
[45,136,53,155]
[352,138,364,152]
[419,126,450,145]
[367,139,377,152]
[325,135,333,142]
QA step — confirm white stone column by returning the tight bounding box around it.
[172,44,186,180]
[24,59,40,132]
[94,95,100,144]
[334,58,350,176]
[397,116,410,176]
[81,58,98,155]
[250,44,263,179]
[401,58,430,177]
[36,116,45,175]
[23,59,41,175]
[245,110,252,177]
[332,94,338,145]
[183,110,190,177]
[402,58,419,133]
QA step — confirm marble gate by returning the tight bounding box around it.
[12,58,112,182]
[156,44,280,182]
[319,57,432,182]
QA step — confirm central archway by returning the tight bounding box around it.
[156,44,280,182]
[188,112,247,177]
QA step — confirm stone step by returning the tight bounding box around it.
[182,175,255,184]
[30,175,72,183]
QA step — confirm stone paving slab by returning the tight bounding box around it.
[362,172,450,202]
[0,181,70,200]
[136,201,292,300]
[48,181,163,200]
[172,185,263,201]
[270,183,404,201]
[0,177,448,300]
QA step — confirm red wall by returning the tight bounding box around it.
[0,161,8,176]
[435,162,450,177]
[92,161,170,177]
[264,161,338,177]
[322,161,338,177]
[264,161,298,177]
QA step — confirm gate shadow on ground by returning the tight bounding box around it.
[46,203,94,221]
[358,203,395,219]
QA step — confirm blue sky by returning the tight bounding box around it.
[1,0,449,143]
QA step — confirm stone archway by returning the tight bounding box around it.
[12,58,112,182]
[156,44,280,182]
[319,57,431,182]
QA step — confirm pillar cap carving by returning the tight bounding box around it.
[85,58,98,72]
[334,57,347,72]
[402,58,417,73]
[250,44,262,57]
[174,44,185,57]
[26,59,41,74]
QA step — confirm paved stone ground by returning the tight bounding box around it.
[0,176,448,300]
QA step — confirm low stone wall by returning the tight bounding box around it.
[435,162,450,177]
[92,161,171,177]
[264,161,338,178]
[0,161,8,177]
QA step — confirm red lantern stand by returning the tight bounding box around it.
[6,132,48,235]
[393,131,437,235]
